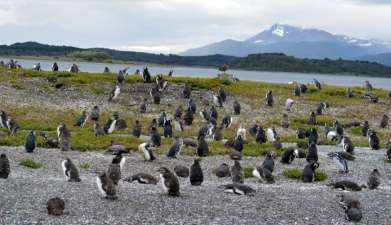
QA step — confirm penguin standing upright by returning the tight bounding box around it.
[0,111,8,128]
[190,159,203,186]
[233,135,244,152]
[328,152,348,173]
[308,128,318,145]
[302,162,319,183]
[281,114,289,128]
[143,67,151,83]
[285,98,295,111]
[139,98,147,113]
[93,122,105,136]
[138,142,156,161]
[340,136,354,154]
[108,85,120,102]
[209,105,218,121]
[74,110,88,127]
[175,105,183,119]
[6,118,19,134]
[265,90,273,106]
[262,152,275,173]
[90,105,100,122]
[150,126,161,147]
[197,135,209,157]
[306,143,318,163]
[362,121,369,137]
[233,100,241,115]
[183,82,192,99]
[346,88,353,98]
[387,141,391,161]
[368,130,380,150]
[167,137,184,158]
[0,153,10,179]
[308,111,316,125]
[367,169,381,189]
[157,167,180,196]
[380,114,389,128]
[174,117,184,132]
[218,86,227,103]
[183,107,194,126]
[117,67,128,84]
[314,79,322,91]
[221,115,232,129]
[334,120,344,137]
[231,160,244,184]
[132,120,142,138]
[188,99,197,113]
[25,131,36,153]
[163,119,173,138]
[61,158,81,182]
[104,115,117,134]
[57,123,71,151]
[107,154,125,185]
[255,126,267,144]
[96,172,117,200]
[150,87,161,104]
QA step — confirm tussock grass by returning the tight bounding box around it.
[243,166,254,178]
[283,168,328,181]
[19,159,43,169]
[79,162,90,169]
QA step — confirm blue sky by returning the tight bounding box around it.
[1,0,391,53]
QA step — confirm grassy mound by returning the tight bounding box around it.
[283,168,328,181]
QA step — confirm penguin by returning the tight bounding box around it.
[175,105,183,119]
[107,154,125,185]
[158,112,167,127]
[218,86,227,103]
[188,99,197,114]
[220,183,255,196]
[138,142,156,161]
[25,131,36,153]
[212,124,223,141]
[266,127,277,143]
[117,67,128,84]
[148,119,158,132]
[345,207,362,222]
[367,169,381,190]
[125,173,157,185]
[167,137,184,158]
[249,123,258,137]
[231,160,244,184]
[104,115,117,134]
[93,122,105,136]
[302,162,319,183]
[362,121,369,137]
[157,167,180,196]
[365,80,372,92]
[280,148,299,164]
[108,85,120,102]
[190,159,203,186]
[328,180,363,191]
[150,88,161,104]
[233,135,244,152]
[183,107,194,126]
[230,150,242,161]
[337,193,362,210]
[293,84,301,96]
[174,117,184,132]
[308,128,318,145]
[236,123,246,140]
[155,74,168,91]
[297,128,310,139]
[340,136,354,154]
[255,126,267,144]
[38,131,59,148]
[6,118,19,134]
[150,126,161,147]
[61,158,81,182]
[209,105,218,121]
[221,115,232,128]
[132,120,142,138]
[327,151,355,161]
[308,111,316,125]
[325,126,338,141]
[115,118,127,130]
[328,152,348,173]
[174,165,190,178]
[300,83,308,93]
[306,143,318,163]
[387,141,391,161]
[200,108,210,122]
[233,100,241,115]
[163,119,173,138]
[143,67,151,83]
[74,110,88,127]
[46,197,65,216]
[0,111,8,128]
[368,130,380,150]
[106,141,129,155]
[183,82,192,98]
[285,98,295,111]
[265,90,273,106]
[196,135,209,157]
[262,152,275,173]
[334,120,344,136]
[90,105,100,121]
[281,113,289,128]
[0,153,10,179]
[213,94,223,107]
[52,62,59,72]
[213,163,231,178]
[380,114,389,128]
[313,78,322,90]
[139,98,147,113]
[96,172,117,200]
[252,166,274,183]
[346,88,353,98]
[104,67,110,73]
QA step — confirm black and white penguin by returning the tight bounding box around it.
[155,74,168,91]
[236,123,247,140]
[197,135,209,157]
[52,62,59,72]
[262,152,275,173]
[199,108,210,122]
[387,141,391,161]
[325,126,338,141]
[104,115,117,134]
[220,183,255,196]
[368,130,380,150]
[183,82,192,99]
[174,165,190,178]
[150,87,161,104]
[306,143,318,163]
[39,131,59,148]
[249,123,258,137]
[365,80,372,92]
[252,166,274,183]
[255,126,267,144]
[93,122,105,136]
[90,105,100,122]
[107,154,125,185]
[25,131,36,153]
[188,99,197,114]
[213,163,231,178]
[230,150,242,161]
[340,136,354,154]
[367,169,381,190]
[213,94,223,107]
[327,151,355,161]
[6,118,19,134]
[104,67,110,73]
[338,193,362,210]
[150,126,161,147]
[174,117,184,132]
[265,90,273,106]
[143,67,151,83]
[157,167,180,196]
[167,137,184,158]
[328,180,363,191]
[190,159,203,186]
[209,105,218,121]
[221,115,232,128]
[361,121,369,137]
[280,148,299,164]
[139,98,147,113]
[285,98,295,111]
[0,153,10,179]
[183,107,194,126]
[74,110,88,127]
[302,162,319,183]
[334,120,344,136]
[218,86,227,103]
[108,85,120,102]
[308,111,316,125]
[117,67,128,84]
[0,111,8,128]
[61,158,81,182]
[308,128,318,145]
[313,78,322,90]
[212,124,223,141]
[328,152,348,173]
[233,135,244,152]
[293,84,301,96]
[115,118,127,130]
[297,128,310,139]
[233,100,241,115]
[125,173,158,185]
[380,114,389,128]
[132,120,142,138]
[281,113,289,128]
[96,172,117,200]
[163,119,173,138]
[345,207,362,222]
[138,142,156,161]
[231,160,244,184]
[175,105,183,119]
[266,127,277,143]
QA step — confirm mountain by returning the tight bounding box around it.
[182,24,391,59]
[357,53,391,67]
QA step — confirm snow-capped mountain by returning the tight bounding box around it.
[181,24,391,59]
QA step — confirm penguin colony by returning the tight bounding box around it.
[1,62,391,223]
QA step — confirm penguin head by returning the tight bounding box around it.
[112,154,123,164]
[157,167,170,175]
[311,162,320,170]
[372,169,380,176]
[0,153,6,158]
[112,112,120,120]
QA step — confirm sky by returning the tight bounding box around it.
[0,0,391,54]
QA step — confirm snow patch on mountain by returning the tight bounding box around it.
[272,25,285,37]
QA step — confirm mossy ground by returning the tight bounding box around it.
[282,168,328,181]
[19,158,43,169]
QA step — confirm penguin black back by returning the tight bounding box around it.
[25,131,36,153]
[0,153,10,179]
[231,160,244,184]
[306,143,318,163]
[302,162,319,183]
[190,159,203,186]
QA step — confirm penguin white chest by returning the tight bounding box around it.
[96,177,106,197]
[108,121,117,134]
[160,174,168,191]
[61,160,69,180]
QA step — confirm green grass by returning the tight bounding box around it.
[283,168,328,181]
[19,159,43,169]
[243,166,254,178]
[79,162,90,169]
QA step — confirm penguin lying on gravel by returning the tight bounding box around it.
[157,167,180,197]
[213,163,231,178]
[219,183,256,196]
[280,148,299,164]
[174,165,189,178]
[124,173,157,185]
[328,180,364,191]
[61,158,81,182]
[337,194,362,222]
[47,197,65,216]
